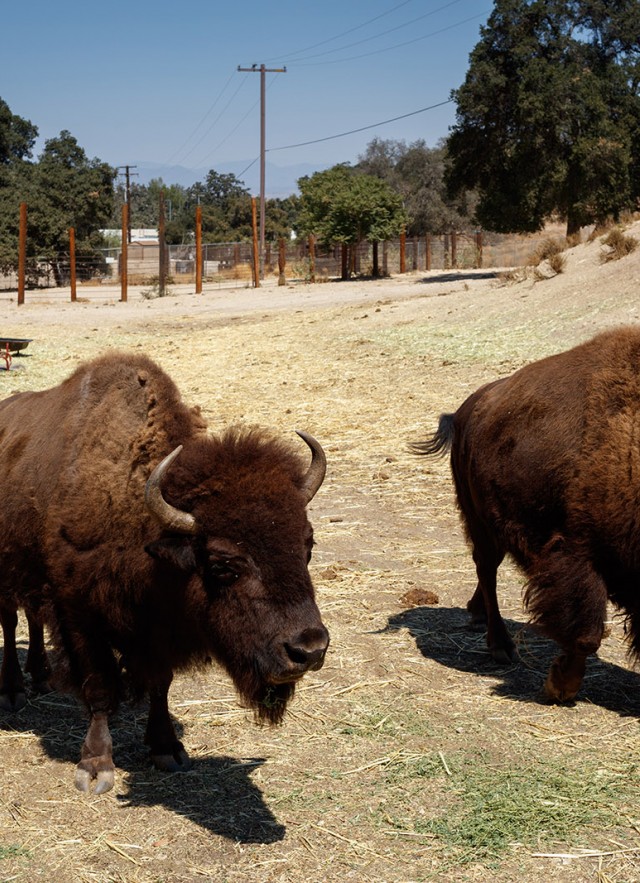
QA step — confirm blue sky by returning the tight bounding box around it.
[3,0,492,187]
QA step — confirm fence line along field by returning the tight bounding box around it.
[0,223,639,882]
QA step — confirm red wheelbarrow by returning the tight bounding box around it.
[0,338,32,370]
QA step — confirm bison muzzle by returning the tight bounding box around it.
[0,352,329,793]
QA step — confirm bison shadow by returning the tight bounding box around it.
[385,605,640,718]
[0,651,285,844]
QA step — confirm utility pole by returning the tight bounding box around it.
[237,63,286,276]
[116,165,138,243]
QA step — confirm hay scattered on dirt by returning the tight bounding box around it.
[0,226,640,881]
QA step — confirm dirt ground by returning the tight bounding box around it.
[0,224,640,882]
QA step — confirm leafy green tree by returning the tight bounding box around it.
[32,131,115,281]
[298,164,406,278]
[358,137,477,234]
[0,98,37,166]
[0,98,38,273]
[446,0,640,235]
[176,169,253,242]
[264,195,300,242]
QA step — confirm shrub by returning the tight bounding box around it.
[528,237,565,266]
[600,228,638,262]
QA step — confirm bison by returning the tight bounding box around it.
[0,352,329,793]
[413,326,640,703]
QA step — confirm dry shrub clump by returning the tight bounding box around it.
[600,227,639,263]
[529,237,565,265]
[527,237,567,278]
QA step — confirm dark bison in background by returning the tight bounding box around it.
[0,352,329,793]
[413,326,640,703]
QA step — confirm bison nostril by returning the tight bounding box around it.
[284,628,329,670]
[285,642,316,666]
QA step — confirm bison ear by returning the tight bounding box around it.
[145,537,197,572]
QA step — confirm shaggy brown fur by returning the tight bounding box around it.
[0,352,329,793]
[413,326,640,702]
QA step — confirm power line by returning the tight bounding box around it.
[164,71,236,166]
[282,0,467,64]
[178,76,250,165]
[237,156,260,180]
[291,11,490,66]
[195,74,280,168]
[265,0,415,64]
[267,99,453,153]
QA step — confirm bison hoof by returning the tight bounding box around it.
[0,691,26,712]
[74,761,115,794]
[152,748,192,773]
[489,644,518,665]
[543,672,579,704]
[31,678,53,696]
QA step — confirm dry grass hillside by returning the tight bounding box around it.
[0,221,639,882]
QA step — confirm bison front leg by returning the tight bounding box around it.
[54,611,120,793]
[0,605,26,711]
[25,614,52,694]
[145,675,191,772]
[75,710,114,794]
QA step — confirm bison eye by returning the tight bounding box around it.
[208,561,239,585]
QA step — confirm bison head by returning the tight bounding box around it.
[144,427,330,723]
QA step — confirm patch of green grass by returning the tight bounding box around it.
[383,752,443,783]
[0,844,29,860]
[365,323,553,368]
[337,707,438,739]
[417,754,628,863]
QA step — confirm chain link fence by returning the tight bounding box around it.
[0,230,572,291]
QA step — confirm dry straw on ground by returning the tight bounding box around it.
[0,223,639,882]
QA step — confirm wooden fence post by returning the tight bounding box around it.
[69,227,76,302]
[412,236,418,271]
[18,202,27,305]
[451,230,458,268]
[341,243,348,280]
[251,197,260,288]
[425,234,432,271]
[308,234,316,283]
[120,203,128,302]
[158,191,166,296]
[278,237,286,286]
[195,205,202,293]
[382,241,388,276]
[399,229,406,273]
[372,241,379,278]
[475,231,483,268]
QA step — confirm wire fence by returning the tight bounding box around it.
[0,229,570,292]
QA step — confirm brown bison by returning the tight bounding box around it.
[0,352,329,793]
[413,326,640,703]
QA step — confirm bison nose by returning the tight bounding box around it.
[285,626,329,672]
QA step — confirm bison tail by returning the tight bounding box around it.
[409,413,455,458]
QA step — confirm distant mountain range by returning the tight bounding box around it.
[129,159,331,197]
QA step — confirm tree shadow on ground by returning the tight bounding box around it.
[418,271,501,285]
[0,649,285,844]
[385,605,640,717]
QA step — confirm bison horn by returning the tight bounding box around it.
[145,446,198,535]
[296,430,327,503]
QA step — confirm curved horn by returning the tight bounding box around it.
[145,445,198,535]
[296,430,327,503]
